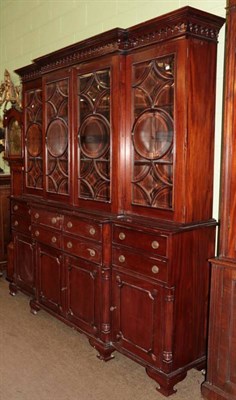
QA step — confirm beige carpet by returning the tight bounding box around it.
[0,277,204,400]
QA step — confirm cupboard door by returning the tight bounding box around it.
[203,264,236,398]
[37,243,63,314]
[24,81,43,194]
[44,69,71,201]
[112,270,163,367]
[14,233,35,295]
[64,255,99,336]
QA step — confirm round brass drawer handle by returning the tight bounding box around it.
[152,265,160,274]
[51,236,57,243]
[119,255,126,263]
[14,220,19,226]
[67,241,73,249]
[51,217,57,224]
[119,232,126,240]
[67,221,73,229]
[13,205,18,211]
[89,227,96,236]
[87,248,96,257]
[35,213,39,219]
[35,230,40,237]
[151,241,159,249]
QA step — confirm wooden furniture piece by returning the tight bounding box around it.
[201,1,236,399]
[0,174,10,275]
[5,7,225,397]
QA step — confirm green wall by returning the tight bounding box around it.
[0,0,226,219]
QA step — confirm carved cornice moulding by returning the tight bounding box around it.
[15,6,225,82]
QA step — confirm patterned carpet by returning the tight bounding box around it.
[0,277,204,400]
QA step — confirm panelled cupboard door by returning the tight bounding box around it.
[64,255,100,336]
[23,79,43,195]
[111,270,163,368]
[43,68,72,203]
[36,243,64,314]
[14,233,35,295]
[73,54,126,213]
[125,37,217,223]
[202,263,236,399]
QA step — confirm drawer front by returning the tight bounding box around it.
[32,225,61,249]
[12,215,31,235]
[63,235,102,264]
[63,215,102,241]
[113,225,167,257]
[31,208,62,230]
[11,200,30,216]
[113,247,168,282]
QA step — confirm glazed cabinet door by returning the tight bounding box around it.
[24,79,43,195]
[111,270,163,368]
[43,68,72,202]
[36,243,64,314]
[14,233,35,295]
[74,55,125,213]
[64,255,100,336]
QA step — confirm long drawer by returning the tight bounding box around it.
[31,225,62,249]
[113,225,167,257]
[63,234,102,264]
[113,246,168,282]
[63,215,102,241]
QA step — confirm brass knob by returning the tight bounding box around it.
[35,230,39,237]
[151,241,159,249]
[14,220,19,226]
[87,248,96,257]
[152,265,159,274]
[89,227,96,236]
[13,205,18,211]
[119,255,125,263]
[51,217,57,224]
[67,221,73,229]
[51,236,57,243]
[67,242,72,249]
[35,213,39,219]
[119,232,126,240]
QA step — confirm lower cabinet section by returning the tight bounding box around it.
[8,198,217,397]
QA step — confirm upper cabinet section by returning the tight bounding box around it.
[15,7,225,223]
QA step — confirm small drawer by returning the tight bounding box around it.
[31,208,62,230]
[63,235,102,264]
[32,225,61,249]
[11,200,30,216]
[63,215,102,241]
[12,215,31,234]
[113,225,167,257]
[113,247,168,282]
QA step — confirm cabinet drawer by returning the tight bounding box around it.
[63,235,102,264]
[31,208,62,229]
[113,225,167,257]
[12,215,31,235]
[32,225,61,249]
[63,215,102,241]
[11,200,30,216]
[113,247,168,282]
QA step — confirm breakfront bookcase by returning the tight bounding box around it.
[5,7,225,397]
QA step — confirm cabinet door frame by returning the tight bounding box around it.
[13,232,35,295]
